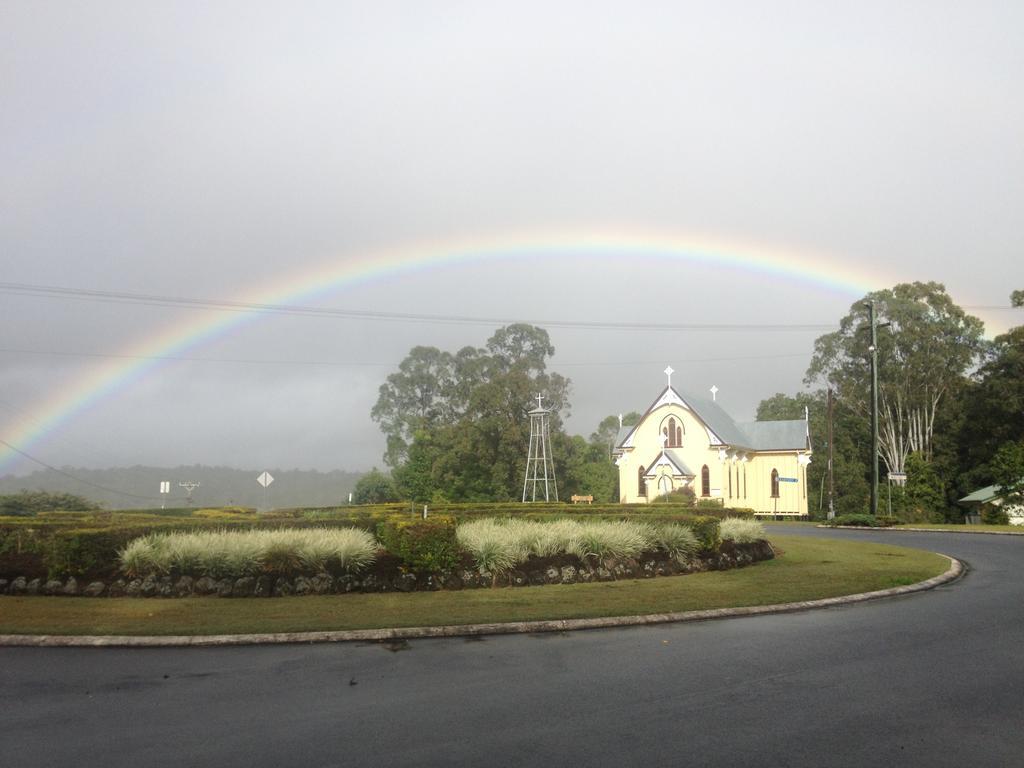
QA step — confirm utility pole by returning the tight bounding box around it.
[867,301,880,517]
[179,480,200,507]
[827,387,835,520]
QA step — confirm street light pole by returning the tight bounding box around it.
[827,387,835,520]
[867,301,879,517]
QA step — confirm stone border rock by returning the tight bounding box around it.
[0,555,962,648]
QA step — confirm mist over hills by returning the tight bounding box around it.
[0,466,365,510]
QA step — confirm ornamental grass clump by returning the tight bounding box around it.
[524,519,582,558]
[118,527,378,579]
[455,518,702,574]
[569,521,650,561]
[650,523,699,563]
[718,517,766,544]
[456,518,527,574]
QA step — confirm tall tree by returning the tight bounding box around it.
[990,440,1024,502]
[806,282,985,477]
[371,346,461,467]
[555,434,618,503]
[376,325,571,502]
[589,411,642,458]
[956,320,1024,489]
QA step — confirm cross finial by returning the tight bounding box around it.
[535,394,545,410]
[664,366,674,388]
[618,413,623,428]
[709,385,719,402]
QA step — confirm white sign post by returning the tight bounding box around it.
[159,481,170,509]
[257,471,274,512]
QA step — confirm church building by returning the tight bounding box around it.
[613,368,811,515]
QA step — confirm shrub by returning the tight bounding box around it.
[377,515,459,573]
[719,517,766,543]
[726,508,756,518]
[353,469,400,504]
[981,506,1010,525]
[0,491,101,515]
[829,514,895,528]
[694,498,725,510]
[650,487,696,506]
[194,507,255,518]
[681,515,721,550]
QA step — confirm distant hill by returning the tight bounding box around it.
[0,465,365,510]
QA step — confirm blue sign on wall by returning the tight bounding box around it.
[779,477,798,483]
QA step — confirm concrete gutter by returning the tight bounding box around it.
[0,555,963,648]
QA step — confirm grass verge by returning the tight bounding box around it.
[889,523,1024,534]
[0,536,949,636]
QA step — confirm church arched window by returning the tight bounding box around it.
[660,416,684,448]
[701,465,710,497]
[771,468,780,498]
[638,466,647,497]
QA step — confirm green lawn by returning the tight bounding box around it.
[0,536,950,636]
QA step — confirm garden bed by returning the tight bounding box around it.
[0,540,773,598]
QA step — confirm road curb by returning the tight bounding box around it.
[0,555,963,648]
[820,525,1024,536]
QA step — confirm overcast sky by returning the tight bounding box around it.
[2,1,1022,479]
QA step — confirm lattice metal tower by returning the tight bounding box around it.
[522,395,558,502]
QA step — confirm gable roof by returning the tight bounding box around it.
[641,449,695,478]
[737,420,808,451]
[615,385,808,453]
[614,425,634,447]
[958,484,1013,505]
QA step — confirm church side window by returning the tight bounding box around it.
[770,468,780,498]
[728,464,732,498]
[701,465,710,497]
[638,466,647,497]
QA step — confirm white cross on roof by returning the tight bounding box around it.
[664,366,674,387]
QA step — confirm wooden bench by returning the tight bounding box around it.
[571,494,594,505]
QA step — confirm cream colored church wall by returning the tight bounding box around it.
[741,454,808,514]
[616,402,809,513]
[616,402,722,504]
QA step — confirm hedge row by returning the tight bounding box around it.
[0,518,382,580]
[1,510,727,580]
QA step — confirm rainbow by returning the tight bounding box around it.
[0,231,891,471]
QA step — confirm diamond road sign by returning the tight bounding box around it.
[257,471,274,488]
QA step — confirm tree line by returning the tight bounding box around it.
[362,283,1024,520]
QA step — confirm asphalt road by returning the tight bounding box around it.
[2,527,1022,768]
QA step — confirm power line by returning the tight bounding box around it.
[0,281,838,332]
[0,346,812,368]
[0,437,165,502]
